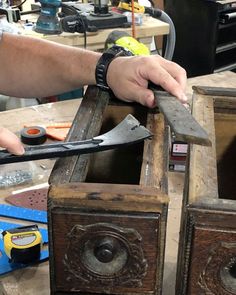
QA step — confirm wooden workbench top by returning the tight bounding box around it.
[0,99,82,295]
[0,98,82,196]
[18,15,169,51]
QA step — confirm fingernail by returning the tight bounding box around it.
[150,98,157,108]
[17,145,25,155]
[11,145,25,155]
[145,93,156,108]
[181,94,188,102]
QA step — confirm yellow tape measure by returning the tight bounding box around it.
[2,225,42,264]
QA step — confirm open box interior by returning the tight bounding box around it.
[85,105,148,185]
[186,87,236,205]
[215,103,236,199]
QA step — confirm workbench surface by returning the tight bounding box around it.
[18,15,168,51]
[0,71,236,295]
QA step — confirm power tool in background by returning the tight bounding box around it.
[79,0,129,30]
[60,0,176,59]
[0,0,21,23]
[35,0,62,34]
[60,2,175,60]
[34,0,130,35]
[105,30,150,55]
[60,0,129,32]
[2,224,42,264]
[117,0,145,14]
[117,0,176,60]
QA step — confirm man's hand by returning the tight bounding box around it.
[0,127,25,155]
[107,55,187,108]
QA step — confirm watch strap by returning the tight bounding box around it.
[95,45,133,91]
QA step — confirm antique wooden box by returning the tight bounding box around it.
[48,86,169,295]
[176,86,236,295]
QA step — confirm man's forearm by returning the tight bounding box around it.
[0,33,101,98]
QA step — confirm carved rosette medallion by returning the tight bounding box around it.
[198,242,236,294]
[63,222,148,288]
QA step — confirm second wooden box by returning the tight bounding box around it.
[176,86,236,295]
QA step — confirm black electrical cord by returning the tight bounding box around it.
[148,0,154,8]
[12,0,27,9]
[79,16,87,48]
[145,3,162,56]
[146,0,176,60]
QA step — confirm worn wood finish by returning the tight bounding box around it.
[176,86,236,295]
[49,86,110,185]
[48,86,169,295]
[193,85,236,114]
[192,85,236,97]
[152,89,211,146]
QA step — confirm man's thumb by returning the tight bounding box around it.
[0,127,25,155]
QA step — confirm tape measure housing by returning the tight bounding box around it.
[2,224,42,263]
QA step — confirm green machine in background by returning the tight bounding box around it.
[105,30,150,56]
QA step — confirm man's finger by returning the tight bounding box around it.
[0,127,25,155]
[161,59,187,90]
[148,66,188,103]
[132,85,156,108]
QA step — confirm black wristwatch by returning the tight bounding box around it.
[95,45,133,91]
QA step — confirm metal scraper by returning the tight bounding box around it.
[0,114,153,165]
[149,85,211,146]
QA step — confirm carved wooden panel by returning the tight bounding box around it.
[177,207,236,294]
[51,211,160,293]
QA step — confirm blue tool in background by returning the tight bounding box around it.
[0,204,47,223]
[35,0,62,34]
